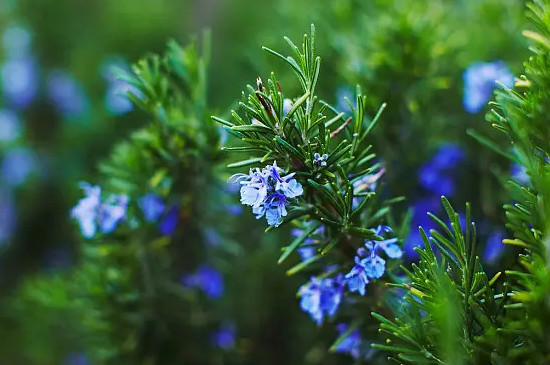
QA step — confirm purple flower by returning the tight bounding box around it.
[2,147,36,186]
[313,152,328,167]
[291,224,324,261]
[71,182,128,238]
[298,275,343,325]
[47,70,88,117]
[212,324,236,350]
[159,205,179,236]
[463,61,514,113]
[138,193,165,223]
[0,109,21,142]
[1,56,38,108]
[335,323,362,360]
[183,265,224,299]
[483,230,505,264]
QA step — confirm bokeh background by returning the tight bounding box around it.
[0,0,529,364]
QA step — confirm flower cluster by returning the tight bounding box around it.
[299,275,344,326]
[231,162,303,227]
[334,323,364,360]
[346,226,402,296]
[463,60,513,113]
[137,193,180,235]
[291,224,325,261]
[71,182,128,238]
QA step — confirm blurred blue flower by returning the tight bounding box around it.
[298,275,343,325]
[204,227,221,247]
[47,70,89,117]
[0,189,16,244]
[463,61,514,113]
[102,58,140,115]
[0,109,21,142]
[432,144,465,169]
[71,182,128,238]
[510,163,530,186]
[183,264,224,299]
[2,25,32,58]
[1,147,36,186]
[405,198,440,258]
[159,205,179,235]
[335,323,362,360]
[65,353,89,365]
[225,203,243,216]
[418,162,455,196]
[212,323,236,350]
[1,56,38,108]
[483,230,505,264]
[138,193,165,223]
[336,86,355,115]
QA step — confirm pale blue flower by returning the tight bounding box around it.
[47,70,88,117]
[230,161,303,227]
[463,61,514,113]
[2,147,36,186]
[1,56,38,108]
[483,230,505,264]
[71,182,128,238]
[2,25,32,58]
[0,109,21,142]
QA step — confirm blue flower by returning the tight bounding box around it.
[71,182,128,238]
[47,70,88,117]
[1,147,36,186]
[138,193,166,223]
[345,226,401,290]
[159,205,179,236]
[298,275,343,325]
[463,61,514,113]
[0,109,21,142]
[345,256,370,296]
[483,230,505,264]
[183,264,224,299]
[212,324,236,350]
[1,56,38,108]
[230,161,303,227]
[335,323,362,360]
